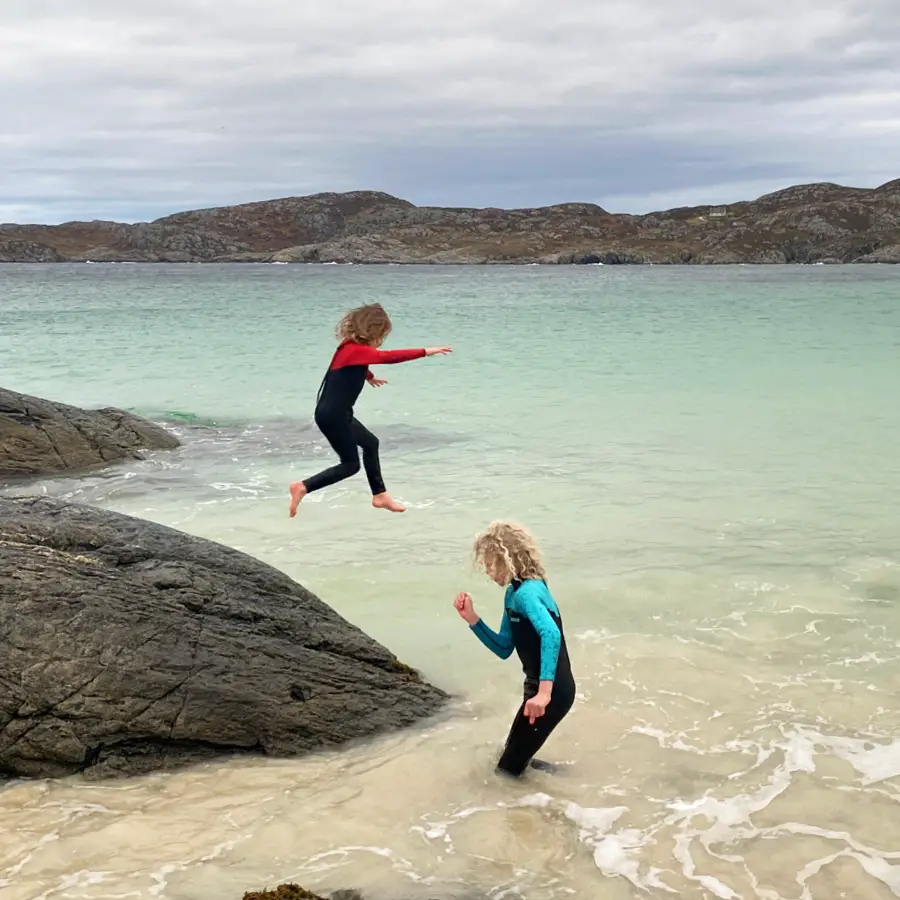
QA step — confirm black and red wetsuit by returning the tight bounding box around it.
[302,341,426,496]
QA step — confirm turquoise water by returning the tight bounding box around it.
[2,264,900,899]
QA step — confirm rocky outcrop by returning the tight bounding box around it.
[0,387,180,481]
[244,887,371,900]
[242,885,476,900]
[853,243,900,263]
[0,240,66,262]
[2,178,899,264]
[0,496,448,779]
[241,882,481,900]
[243,887,333,900]
[557,250,646,265]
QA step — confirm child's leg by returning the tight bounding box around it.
[349,417,405,513]
[495,701,534,777]
[289,417,360,516]
[349,417,385,494]
[496,687,575,777]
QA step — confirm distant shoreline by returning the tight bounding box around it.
[1,178,898,265]
[1,258,896,266]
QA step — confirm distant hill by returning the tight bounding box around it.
[2,179,899,265]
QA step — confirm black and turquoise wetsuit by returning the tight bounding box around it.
[470,578,576,776]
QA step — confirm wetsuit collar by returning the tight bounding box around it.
[510,578,547,591]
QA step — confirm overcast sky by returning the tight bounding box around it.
[2,0,899,223]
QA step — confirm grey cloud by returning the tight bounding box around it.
[1,0,899,222]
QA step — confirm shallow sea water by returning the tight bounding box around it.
[1,263,899,899]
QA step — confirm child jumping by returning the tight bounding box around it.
[289,302,451,516]
[454,521,576,777]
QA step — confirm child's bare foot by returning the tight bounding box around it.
[289,481,307,517]
[372,492,406,513]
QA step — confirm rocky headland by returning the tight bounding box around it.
[1,178,898,265]
[0,495,448,779]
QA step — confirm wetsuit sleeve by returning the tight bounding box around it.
[470,612,514,659]
[516,583,561,682]
[338,344,427,367]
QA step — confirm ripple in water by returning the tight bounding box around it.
[3,606,900,900]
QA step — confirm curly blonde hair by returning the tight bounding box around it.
[473,520,546,584]
[335,302,392,346]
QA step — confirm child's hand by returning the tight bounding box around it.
[524,692,550,724]
[425,346,452,356]
[454,592,479,626]
[368,378,388,388]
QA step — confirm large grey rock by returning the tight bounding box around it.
[0,386,179,481]
[0,497,448,779]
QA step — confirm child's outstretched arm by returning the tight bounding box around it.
[453,592,514,659]
[339,345,452,367]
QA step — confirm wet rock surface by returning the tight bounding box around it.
[0,386,180,481]
[0,496,448,779]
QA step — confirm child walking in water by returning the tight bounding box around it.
[289,302,451,516]
[454,521,576,777]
